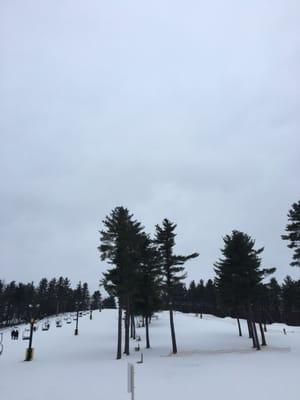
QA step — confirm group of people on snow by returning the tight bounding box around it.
[11,329,19,340]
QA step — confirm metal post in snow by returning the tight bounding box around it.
[128,363,135,400]
[74,306,79,335]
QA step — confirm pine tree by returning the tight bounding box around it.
[102,295,116,309]
[99,206,143,359]
[282,200,300,267]
[214,230,275,348]
[73,282,83,312]
[266,278,282,322]
[133,233,162,348]
[81,282,90,310]
[188,280,197,304]
[56,277,66,314]
[91,291,102,310]
[204,279,217,315]
[281,276,300,324]
[37,278,48,317]
[48,278,58,315]
[155,219,199,354]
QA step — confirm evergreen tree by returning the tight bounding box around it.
[48,278,58,315]
[102,295,116,309]
[282,200,300,267]
[266,278,282,322]
[281,276,300,324]
[214,230,275,348]
[187,280,197,304]
[204,279,217,315]
[99,206,143,359]
[81,282,90,310]
[155,218,199,354]
[57,277,66,313]
[172,282,188,309]
[73,281,90,310]
[133,233,162,348]
[37,278,49,317]
[91,290,102,310]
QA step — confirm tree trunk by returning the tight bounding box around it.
[123,312,128,354]
[263,323,267,332]
[247,319,253,339]
[116,298,122,360]
[124,297,130,355]
[131,315,136,340]
[130,314,134,339]
[145,315,150,348]
[169,304,177,354]
[252,321,261,350]
[259,322,267,346]
[237,318,242,336]
[247,304,259,349]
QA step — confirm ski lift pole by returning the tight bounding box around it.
[25,319,35,361]
[74,309,79,335]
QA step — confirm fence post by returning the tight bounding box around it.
[128,363,135,400]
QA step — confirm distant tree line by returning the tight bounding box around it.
[171,276,300,326]
[0,277,103,328]
[98,201,300,358]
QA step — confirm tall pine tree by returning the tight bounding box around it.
[155,219,199,354]
[214,230,275,349]
[133,233,162,348]
[282,200,300,267]
[99,206,143,359]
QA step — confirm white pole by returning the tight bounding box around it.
[127,363,135,400]
[132,364,135,400]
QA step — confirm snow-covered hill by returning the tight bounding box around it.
[1,310,299,400]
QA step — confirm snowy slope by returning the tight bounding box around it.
[1,311,299,400]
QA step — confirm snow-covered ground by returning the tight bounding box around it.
[1,310,299,400]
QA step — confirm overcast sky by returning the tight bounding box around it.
[0,0,299,293]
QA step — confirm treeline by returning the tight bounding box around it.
[98,202,300,358]
[172,276,300,326]
[0,277,102,327]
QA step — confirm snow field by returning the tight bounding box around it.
[1,310,299,400]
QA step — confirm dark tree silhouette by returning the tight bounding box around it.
[282,200,300,267]
[91,290,102,310]
[214,230,275,349]
[155,218,199,354]
[0,277,90,327]
[99,206,143,359]
[133,233,162,348]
